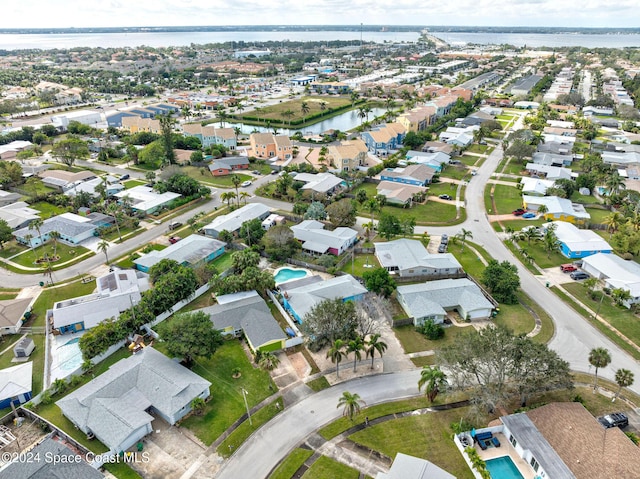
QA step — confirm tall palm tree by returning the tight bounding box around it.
[521,227,541,245]
[106,202,122,241]
[319,101,327,116]
[220,191,235,207]
[536,204,548,217]
[49,230,60,258]
[603,212,624,238]
[605,172,625,198]
[347,337,364,372]
[218,110,229,128]
[231,174,242,207]
[326,339,346,378]
[543,225,560,259]
[233,127,241,143]
[97,240,110,264]
[300,101,310,121]
[418,366,448,403]
[457,228,473,251]
[31,218,43,252]
[588,347,611,391]
[365,198,379,225]
[366,333,388,369]
[613,368,634,401]
[357,106,367,127]
[350,91,360,106]
[239,191,251,205]
[337,391,365,421]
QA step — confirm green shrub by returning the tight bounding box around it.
[419,319,445,340]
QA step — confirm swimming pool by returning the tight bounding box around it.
[274,267,309,285]
[485,456,525,479]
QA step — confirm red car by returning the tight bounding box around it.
[560,264,577,273]
[168,236,180,244]
[513,209,526,216]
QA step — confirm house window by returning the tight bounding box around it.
[509,434,517,448]
[530,457,539,472]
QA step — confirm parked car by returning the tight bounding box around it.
[570,271,590,280]
[513,208,526,216]
[598,412,629,429]
[241,180,252,187]
[120,174,130,181]
[560,264,578,273]
[270,170,278,175]
[522,212,536,219]
[168,221,182,231]
[440,234,449,245]
[252,170,260,175]
[439,194,452,200]
[438,244,447,253]
[168,236,180,244]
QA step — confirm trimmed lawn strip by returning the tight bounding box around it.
[181,166,253,188]
[513,238,566,269]
[484,186,495,215]
[521,292,555,344]
[550,286,640,360]
[572,373,640,408]
[218,397,284,458]
[504,240,539,275]
[268,448,314,479]
[447,241,488,280]
[29,201,69,217]
[176,340,275,446]
[440,165,469,181]
[349,408,476,479]
[306,376,331,392]
[410,355,436,367]
[11,242,93,269]
[300,455,360,479]
[493,301,535,336]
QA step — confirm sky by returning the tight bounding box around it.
[2,0,640,29]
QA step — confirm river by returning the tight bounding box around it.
[226,107,386,135]
[430,31,640,48]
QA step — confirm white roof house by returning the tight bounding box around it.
[290,220,357,255]
[294,172,344,194]
[602,151,640,166]
[522,195,590,223]
[14,212,97,246]
[0,362,33,408]
[377,453,456,479]
[115,185,180,214]
[134,234,226,272]
[64,177,125,197]
[0,189,21,206]
[57,347,211,454]
[520,177,555,196]
[396,278,495,325]
[374,239,462,278]
[51,270,149,333]
[525,163,573,181]
[0,201,40,229]
[203,203,271,238]
[541,221,612,259]
[581,253,640,307]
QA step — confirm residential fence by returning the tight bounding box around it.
[394,271,467,284]
[392,317,414,327]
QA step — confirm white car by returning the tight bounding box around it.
[241,180,252,187]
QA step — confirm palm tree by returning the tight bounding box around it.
[588,347,611,391]
[218,110,229,127]
[457,228,473,251]
[24,234,35,262]
[537,204,548,218]
[418,366,448,403]
[613,368,634,401]
[220,191,236,207]
[357,106,367,127]
[231,174,242,207]
[366,333,388,369]
[521,227,541,245]
[233,126,241,143]
[300,101,310,121]
[106,202,123,241]
[326,339,346,378]
[543,225,560,259]
[365,198,379,225]
[49,230,60,258]
[347,337,364,372]
[257,351,281,371]
[583,277,598,296]
[190,397,206,415]
[350,91,360,106]
[239,191,250,205]
[31,218,43,253]
[97,240,110,264]
[605,172,625,197]
[319,101,327,114]
[337,391,365,421]
[603,212,624,238]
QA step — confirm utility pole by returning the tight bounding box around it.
[241,388,252,426]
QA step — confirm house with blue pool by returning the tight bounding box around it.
[0,362,32,409]
[279,274,367,323]
[541,221,612,259]
[51,270,149,334]
[134,234,226,273]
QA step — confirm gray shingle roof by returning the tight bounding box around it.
[285,275,367,320]
[56,347,210,451]
[375,239,462,272]
[134,234,225,270]
[14,215,95,240]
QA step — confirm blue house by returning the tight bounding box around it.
[279,275,367,323]
[134,234,226,272]
[106,112,137,127]
[542,221,612,259]
[380,164,435,186]
[361,123,406,156]
[0,362,32,409]
[128,108,157,118]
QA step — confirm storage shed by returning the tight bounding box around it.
[13,336,35,358]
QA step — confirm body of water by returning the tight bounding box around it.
[0,31,420,50]
[430,31,640,48]
[227,107,386,135]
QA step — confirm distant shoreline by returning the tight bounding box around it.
[1,25,640,35]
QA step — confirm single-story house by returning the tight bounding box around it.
[380,164,435,186]
[64,176,125,197]
[532,151,573,167]
[134,234,225,273]
[405,150,450,171]
[14,212,98,247]
[57,347,211,454]
[524,163,573,181]
[0,140,33,160]
[0,436,104,478]
[291,220,357,256]
[602,151,640,166]
[208,156,250,176]
[541,221,612,259]
[294,172,344,195]
[203,203,271,238]
[0,201,40,230]
[581,253,640,308]
[39,169,97,191]
[520,177,555,196]
[376,181,427,207]
[0,362,33,409]
[0,297,33,335]
[522,195,590,224]
[0,189,21,207]
[438,126,476,147]
[51,270,149,334]
[115,185,181,214]
[396,278,495,325]
[583,106,614,116]
[377,453,456,479]
[281,274,367,323]
[197,291,286,352]
[375,239,463,278]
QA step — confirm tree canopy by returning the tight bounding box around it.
[300,298,359,351]
[160,311,223,366]
[481,260,520,304]
[362,267,396,298]
[51,137,90,167]
[326,198,357,227]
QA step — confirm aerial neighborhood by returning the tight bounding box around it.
[1,23,640,479]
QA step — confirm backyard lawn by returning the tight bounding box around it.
[183,166,253,188]
[177,340,275,446]
[211,252,234,272]
[394,324,474,354]
[123,179,147,189]
[585,207,610,224]
[29,201,69,217]
[340,253,380,277]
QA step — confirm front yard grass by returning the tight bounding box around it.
[492,184,523,215]
[11,241,93,269]
[0,240,28,259]
[440,165,469,181]
[301,455,360,479]
[394,324,473,354]
[514,238,567,269]
[269,448,314,479]
[176,340,275,446]
[123,179,147,189]
[181,165,252,188]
